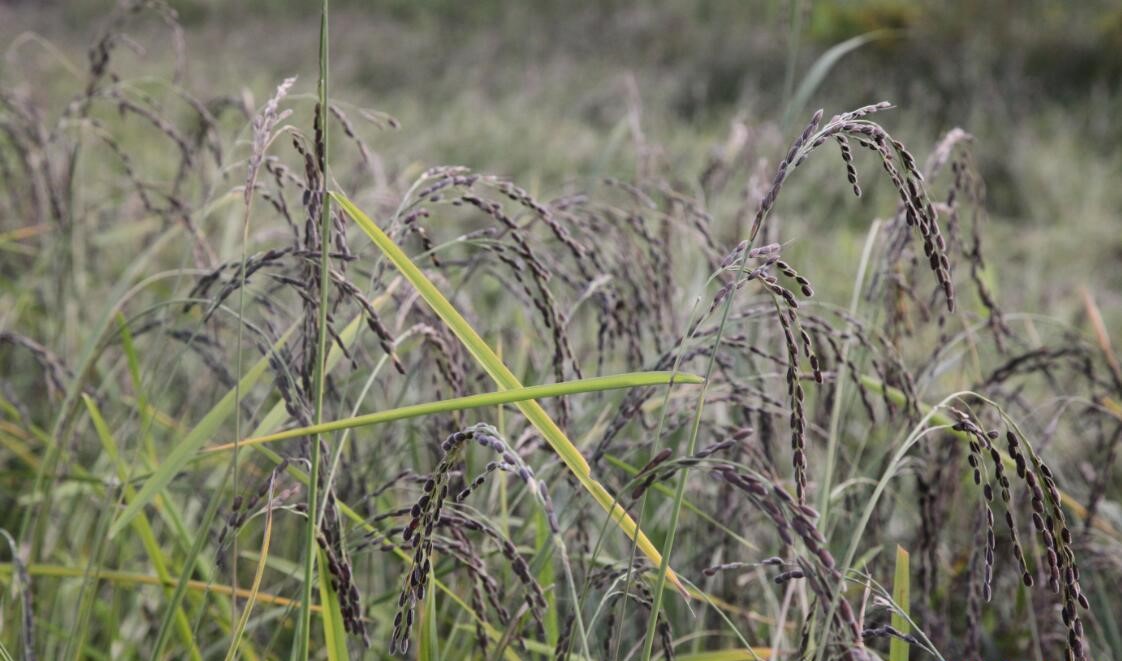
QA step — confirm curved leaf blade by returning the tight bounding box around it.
[202,371,703,454]
[333,191,693,594]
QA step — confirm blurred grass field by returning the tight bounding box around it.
[6,0,1119,321]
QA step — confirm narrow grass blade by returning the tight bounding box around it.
[203,372,702,454]
[676,651,774,661]
[317,548,350,661]
[785,30,894,126]
[82,395,203,661]
[418,569,441,661]
[116,313,157,463]
[108,323,296,538]
[890,545,911,661]
[0,563,319,612]
[1081,287,1122,386]
[488,604,529,661]
[820,219,881,521]
[860,374,1117,537]
[224,488,275,661]
[533,508,558,646]
[0,530,33,661]
[333,191,692,592]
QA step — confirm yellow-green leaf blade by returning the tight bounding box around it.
[203,371,702,454]
[890,545,911,661]
[108,323,297,538]
[333,192,691,593]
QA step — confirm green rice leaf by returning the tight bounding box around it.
[334,191,695,593]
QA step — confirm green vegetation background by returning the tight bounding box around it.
[1,1,1120,658]
[4,0,1119,330]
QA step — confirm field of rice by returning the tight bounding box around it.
[1,2,1120,660]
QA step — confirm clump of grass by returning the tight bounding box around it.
[1,3,1120,661]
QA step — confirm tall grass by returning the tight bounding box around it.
[1,2,1120,661]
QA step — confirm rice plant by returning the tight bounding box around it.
[1,2,1119,660]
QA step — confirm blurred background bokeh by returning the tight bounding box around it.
[2,0,1119,319]
[4,0,1117,323]
[8,0,1113,325]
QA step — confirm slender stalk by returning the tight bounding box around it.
[640,124,790,661]
[297,2,330,658]
[818,219,880,521]
[889,546,911,661]
[203,372,701,454]
[780,0,805,128]
[616,293,708,660]
[0,563,320,612]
